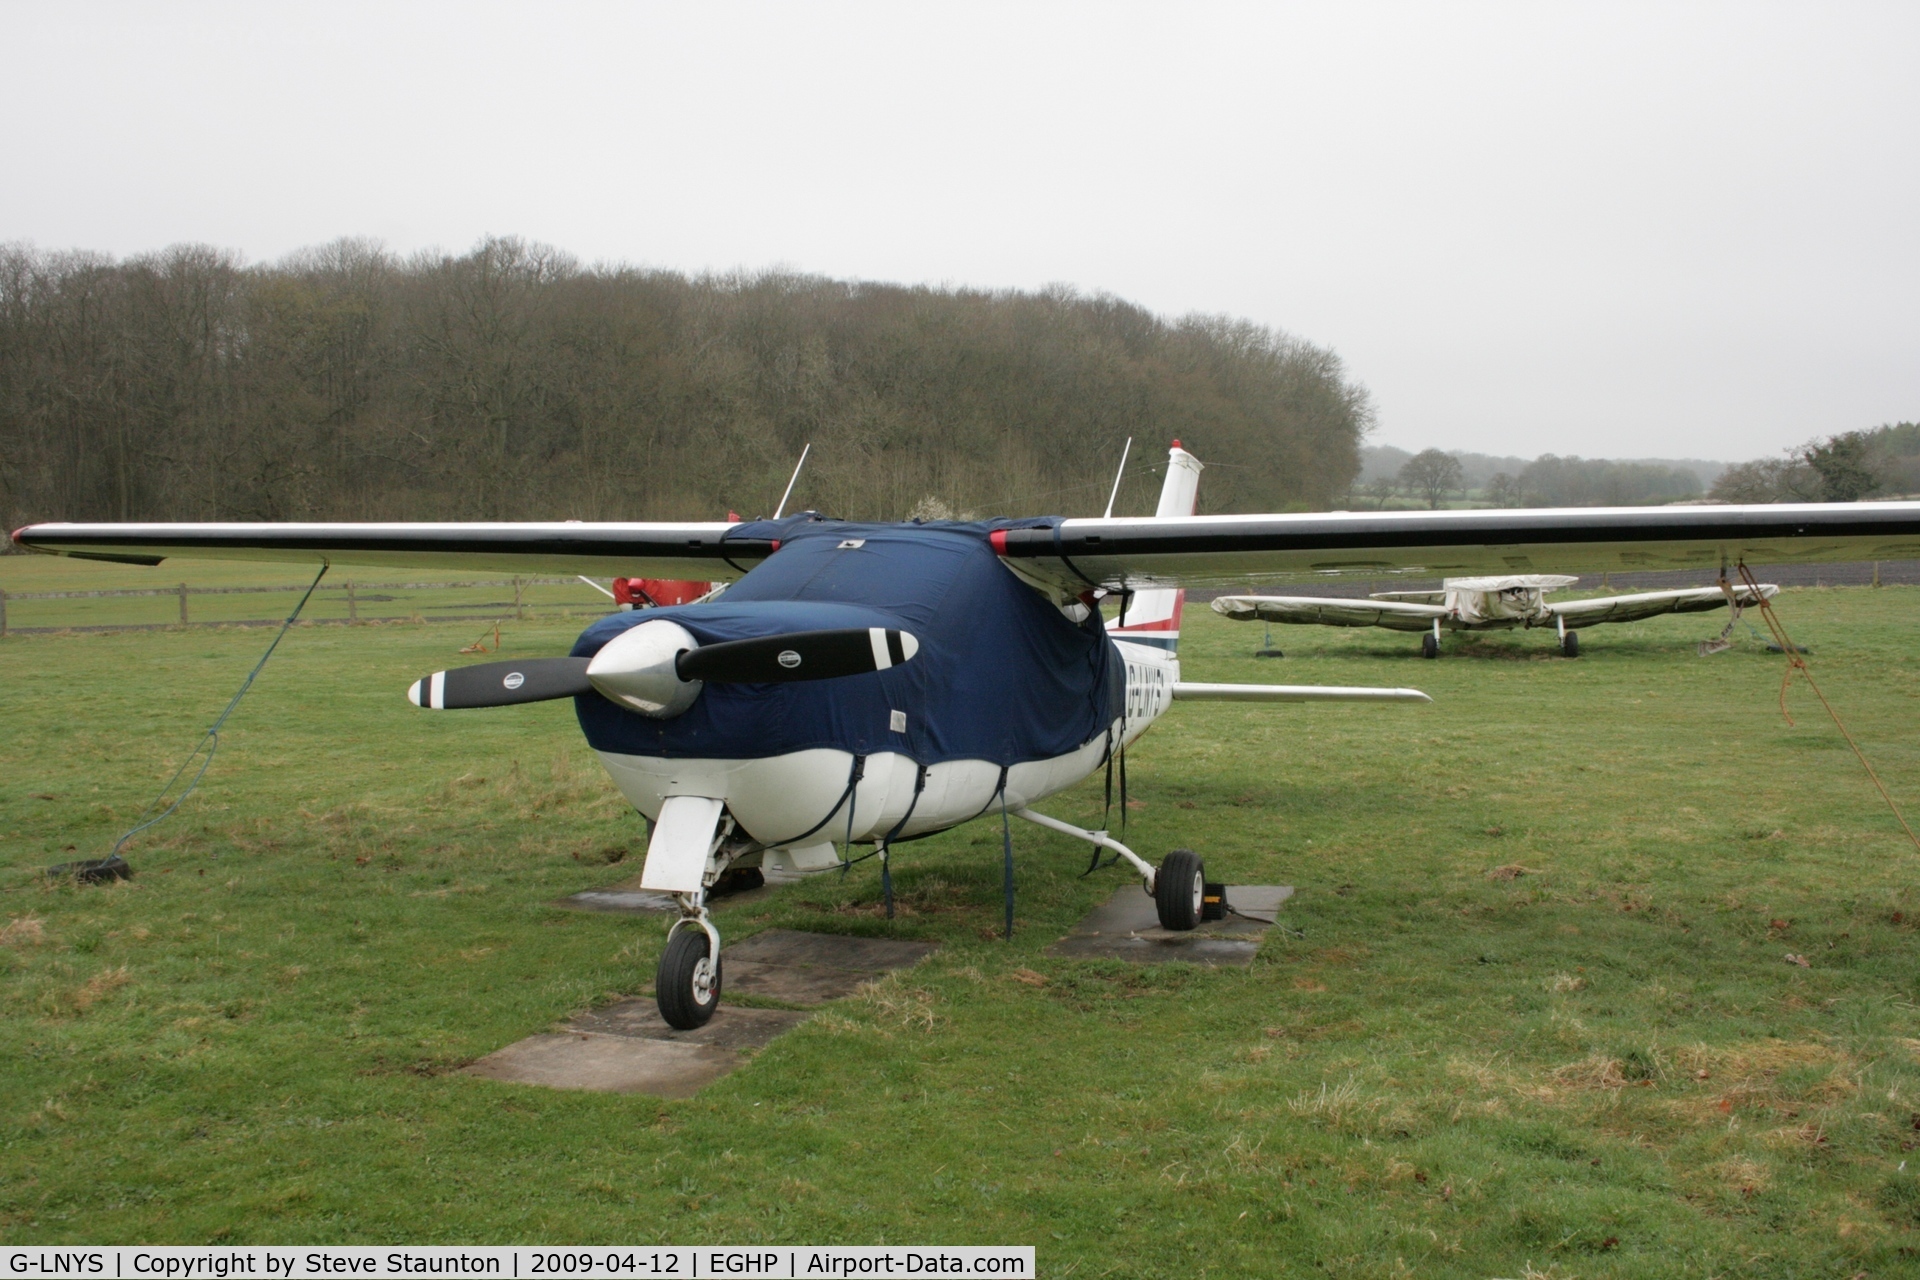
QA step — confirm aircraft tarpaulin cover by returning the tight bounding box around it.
[571,516,1125,765]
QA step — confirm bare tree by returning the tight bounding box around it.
[1,239,1378,533]
[1484,472,1522,507]
[1398,449,1464,509]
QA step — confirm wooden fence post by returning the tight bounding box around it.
[178,583,189,625]
[514,577,525,620]
[0,588,8,638]
[347,581,359,623]
[1873,561,1882,588]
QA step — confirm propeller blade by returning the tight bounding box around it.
[407,657,593,709]
[675,627,920,684]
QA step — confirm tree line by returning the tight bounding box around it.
[1352,448,1706,509]
[1361,428,1920,510]
[0,238,1375,535]
[1709,424,1920,503]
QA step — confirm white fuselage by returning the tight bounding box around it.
[594,636,1179,871]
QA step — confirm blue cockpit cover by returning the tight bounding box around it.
[571,516,1124,766]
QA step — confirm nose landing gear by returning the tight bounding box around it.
[658,907,722,1029]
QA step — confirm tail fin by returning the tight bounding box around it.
[1106,441,1202,652]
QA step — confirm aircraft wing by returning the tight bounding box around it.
[1548,583,1779,626]
[1211,594,1448,632]
[16,503,1920,589]
[8,521,764,579]
[993,503,1920,591]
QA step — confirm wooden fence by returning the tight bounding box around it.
[0,577,619,637]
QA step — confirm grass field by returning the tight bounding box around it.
[4,562,1920,1276]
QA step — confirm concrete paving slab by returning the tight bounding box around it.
[725,928,940,971]
[553,867,805,915]
[559,888,680,914]
[1048,935,1262,965]
[1047,884,1292,965]
[725,929,941,1005]
[567,1001,811,1049]
[466,929,937,1097]
[462,1033,740,1098]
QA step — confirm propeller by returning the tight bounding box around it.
[676,627,918,683]
[406,624,920,713]
[408,657,591,709]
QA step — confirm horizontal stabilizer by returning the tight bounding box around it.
[407,658,593,709]
[1172,682,1431,704]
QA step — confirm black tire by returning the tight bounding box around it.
[1421,633,1439,659]
[656,927,722,1029]
[1155,849,1206,931]
[1562,631,1579,658]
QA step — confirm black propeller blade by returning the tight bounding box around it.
[408,657,592,709]
[675,627,919,684]
[408,627,920,710]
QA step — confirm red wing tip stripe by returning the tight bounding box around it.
[989,529,1008,555]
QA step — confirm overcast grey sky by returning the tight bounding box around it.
[6,2,1916,461]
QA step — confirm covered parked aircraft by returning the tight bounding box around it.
[1213,575,1780,657]
[15,445,1920,1025]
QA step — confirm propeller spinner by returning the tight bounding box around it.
[407,621,921,717]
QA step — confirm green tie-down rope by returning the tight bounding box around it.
[103,563,330,862]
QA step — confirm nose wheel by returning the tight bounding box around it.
[657,919,722,1029]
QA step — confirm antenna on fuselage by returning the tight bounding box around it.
[1103,437,1133,518]
[773,443,812,519]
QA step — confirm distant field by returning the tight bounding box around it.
[3,569,1920,1276]
[0,555,618,632]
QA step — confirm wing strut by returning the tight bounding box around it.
[1014,807,1156,889]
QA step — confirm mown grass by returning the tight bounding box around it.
[3,569,1920,1276]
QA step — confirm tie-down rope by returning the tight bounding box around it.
[107,563,330,860]
[1733,561,1920,854]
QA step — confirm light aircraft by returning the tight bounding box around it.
[15,445,1920,1027]
[1213,575,1780,658]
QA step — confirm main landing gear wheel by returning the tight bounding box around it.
[1421,633,1440,659]
[1154,849,1206,931]
[657,927,722,1029]
[1562,631,1580,658]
